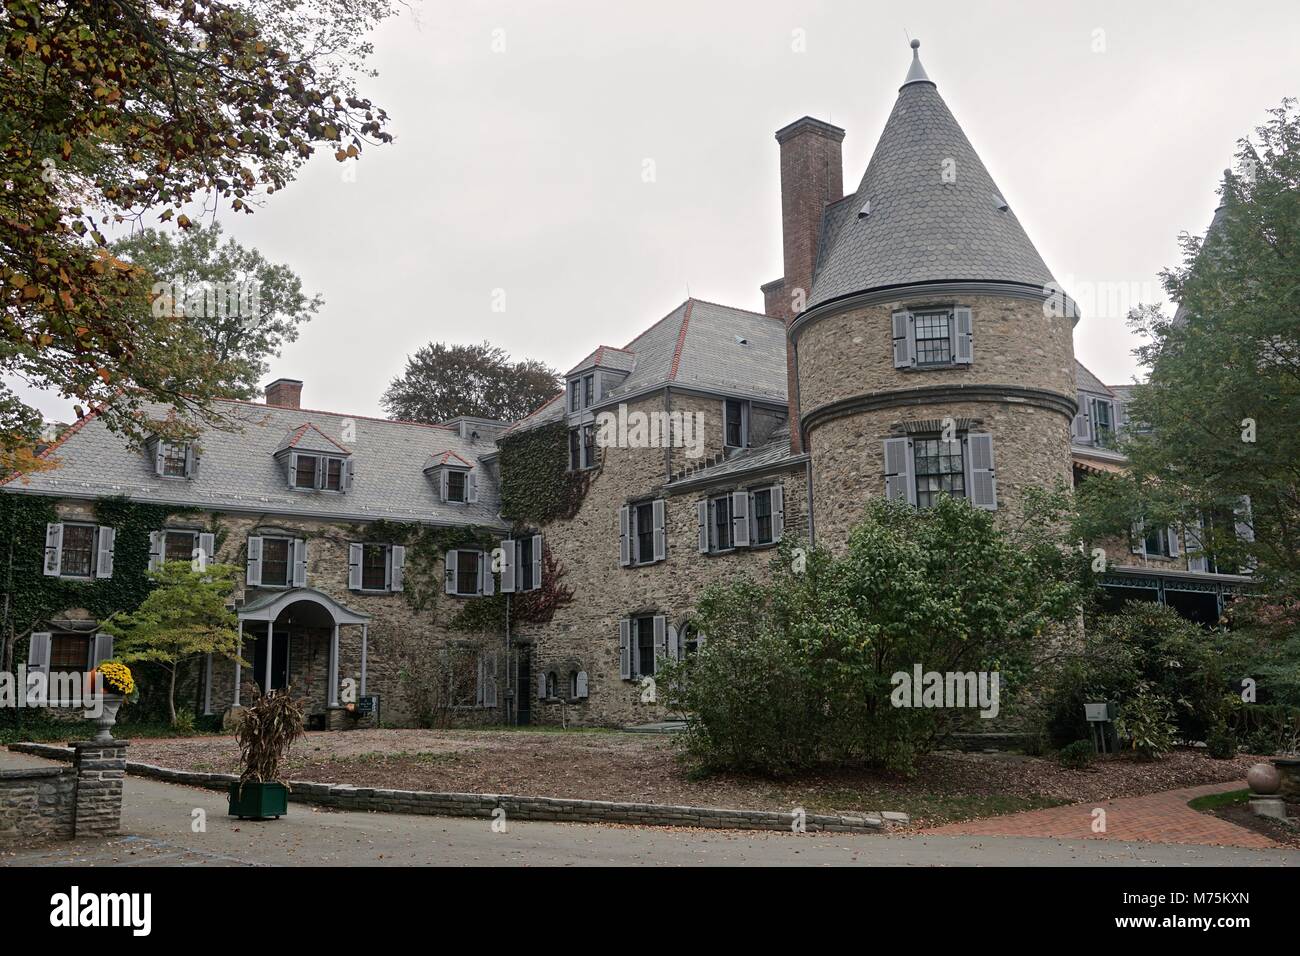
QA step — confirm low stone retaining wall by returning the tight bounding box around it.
[0,742,127,845]
[8,742,902,834]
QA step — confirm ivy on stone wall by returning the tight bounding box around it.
[497,420,593,526]
[352,519,498,618]
[448,547,574,633]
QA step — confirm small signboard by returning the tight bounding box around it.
[1084,701,1116,722]
[356,695,377,717]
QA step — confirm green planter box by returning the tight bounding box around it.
[228,781,288,820]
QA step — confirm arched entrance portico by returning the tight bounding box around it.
[231,588,370,717]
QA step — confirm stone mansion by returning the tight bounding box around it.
[1,42,1252,729]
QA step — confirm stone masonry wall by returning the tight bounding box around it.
[516,391,810,727]
[0,766,75,844]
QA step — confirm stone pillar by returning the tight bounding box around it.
[72,741,127,837]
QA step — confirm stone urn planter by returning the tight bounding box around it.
[84,695,125,743]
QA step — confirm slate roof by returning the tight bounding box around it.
[504,298,788,436]
[567,345,636,376]
[273,422,352,456]
[4,399,506,528]
[1075,360,1113,396]
[808,43,1057,309]
[663,428,804,490]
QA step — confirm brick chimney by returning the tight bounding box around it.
[264,378,303,409]
[770,116,844,452]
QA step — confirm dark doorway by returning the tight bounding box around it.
[1165,589,1222,626]
[251,630,290,692]
[515,647,531,726]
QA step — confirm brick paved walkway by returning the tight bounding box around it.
[924,780,1281,849]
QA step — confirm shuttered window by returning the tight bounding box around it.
[60,524,97,578]
[160,442,189,477]
[361,544,389,590]
[892,306,973,368]
[164,530,197,563]
[913,311,952,365]
[752,489,774,544]
[634,501,654,564]
[456,550,481,596]
[446,469,467,502]
[518,536,535,591]
[635,616,656,677]
[725,400,747,448]
[913,438,965,508]
[50,634,91,673]
[294,454,318,488]
[261,537,292,586]
[710,495,733,551]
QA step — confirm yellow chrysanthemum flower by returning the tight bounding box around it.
[96,661,136,697]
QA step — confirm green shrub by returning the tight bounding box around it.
[1116,683,1177,760]
[1056,739,1095,768]
[1205,724,1237,759]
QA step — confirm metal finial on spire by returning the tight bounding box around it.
[901,38,934,90]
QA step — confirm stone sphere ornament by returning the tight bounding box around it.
[1246,762,1281,795]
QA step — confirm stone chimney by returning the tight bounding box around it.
[264,378,303,409]
[771,116,844,452]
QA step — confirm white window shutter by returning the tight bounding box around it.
[1131,520,1147,556]
[953,306,974,364]
[348,543,363,590]
[1185,518,1207,572]
[291,538,308,587]
[198,532,215,566]
[618,619,632,680]
[652,500,666,562]
[43,522,63,576]
[1234,497,1255,544]
[153,440,166,476]
[667,623,680,661]
[500,538,516,593]
[891,310,913,368]
[1167,527,1181,558]
[313,455,324,490]
[619,505,631,567]
[530,534,543,590]
[576,670,589,698]
[95,526,115,579]
[653,616,667,669]
[468,471,478,503]
[771,484,785,540]
[731,491,751,547]
[390,545,405,592]
[965,434,997,510]
[883,438,915,504]
[93,633,114,667]
[444,549,458,594]
[287,451,298,489]
[479,553,494,596]
[148,531,163,571]
[696,500,709,553]
[246,536,263,585]
[28,633,51,682]
[438,469,448,502]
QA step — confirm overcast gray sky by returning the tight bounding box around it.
[14,0,1300,421]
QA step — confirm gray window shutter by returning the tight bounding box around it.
[475,656,485,706]
[313,455,324,490]
[1166,527,1181,558]
[444,549,458,594]
[576,670,589,698]
[28,633,51,681]
[652,500,666,562]
[1185,518,1207,572]
[246,535,263,585]
[696,500,709,553]
[95,526,115,579]
[965,433,997,510]
[292,538,308,587]
[500,538,516,593]
[438,469,448,502]
[467,471,478,503]
[93,632,114,667]
[390,545,405,591]
[531,534,543,589]
[287,451,298,488]
[184,444,198,478]
[771,484,785,540]
[619,619,632,680]
[953,306,973,364]
[1131,520,1147,556]
[148,530,163,571]
[667,623,680,661]
[479,552,494,596]
[537,671,547,700]
[348,543,363,590]
[198,532,215,566]
[1072,409,1090,442]
[1234,497,1255,544]
[731,491,750,547]
[153,439,166,476]
[740,402,750,448]
[883,438,915,504]
[653,615,667,669]
[891,310,914,368]
[43,522,63,576]
[619,505,631,567]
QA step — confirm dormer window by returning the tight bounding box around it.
[149,437,198,479]
[724,400,749,449]
[446,468,468,503]
[274,423,352,492]
[425,451,478,504]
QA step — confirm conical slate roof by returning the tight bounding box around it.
[808,42,1057,309]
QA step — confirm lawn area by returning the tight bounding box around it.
[119,728,1260,828]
